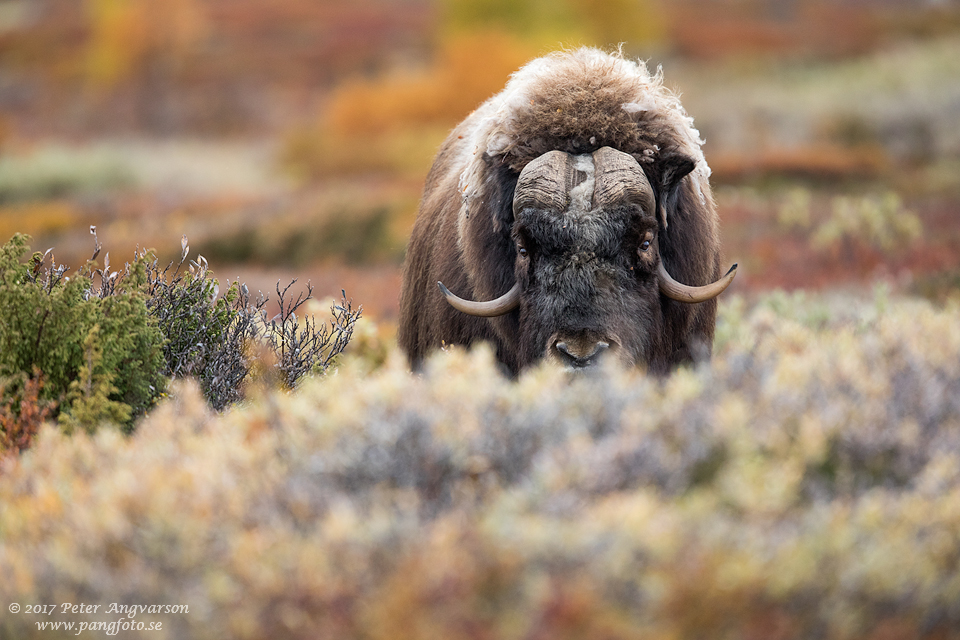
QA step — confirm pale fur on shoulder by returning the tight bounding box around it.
[456,47,710,231]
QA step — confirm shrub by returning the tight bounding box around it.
[0,369,55,456]
[142,238,362,408]
[0,146,136,204]
[0,201,80,243]
[140,243,262,411]
[280,32,538,182]
[1,290,958,638]
[813,191,923,253]
[0,232,362,443]
[776,187,813,231]
[0,233,166,434]
[264,281,361,391]
[194,206,405,266]
[771,187,924,254]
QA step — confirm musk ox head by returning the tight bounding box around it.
[398,47,737,374]
[438,146,736,369]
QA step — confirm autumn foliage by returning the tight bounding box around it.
[1,6,959,633]
[0,370,55,457]
[281,0,669,180]
[2,291,960,637]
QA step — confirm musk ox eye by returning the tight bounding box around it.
[638,231,655,255]
[518,247,528,258]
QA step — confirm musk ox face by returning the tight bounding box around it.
[512,147,663,369]
[437,146,737,371]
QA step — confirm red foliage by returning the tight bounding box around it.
[0,0,434,134]
[668,1,882,59]
[710,146,889,185]
[720,195,960,294]
[0,369,56,457]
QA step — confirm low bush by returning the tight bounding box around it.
[0,233,166,437]
[1,290,958,638]
[813,192,924,254]
[0,146,136,204]
[0,232,361,451]
[194,206,404,267]
[0,370,55,454]
[773,188,924,255]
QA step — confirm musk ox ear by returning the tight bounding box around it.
[660,152,696,194]
[654,151,696,228]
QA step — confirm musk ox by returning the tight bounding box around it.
[398,47,737,374]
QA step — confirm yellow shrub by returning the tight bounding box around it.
[0,202,79,241]
[283,32,538,180]
[84,0,206,88]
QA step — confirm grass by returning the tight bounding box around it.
[1,288,959,638]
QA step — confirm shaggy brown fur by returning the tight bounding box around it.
[399,48,724,374]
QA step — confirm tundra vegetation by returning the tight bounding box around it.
[0,232,360,452]
[1,2,960,637]
[2,3,958,314]
[2,288,960,639]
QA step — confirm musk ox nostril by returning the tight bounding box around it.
[554,340,610,368]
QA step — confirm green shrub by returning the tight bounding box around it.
[772,187,925,254]
[0,233,165,436]
[813,191,923,252]
[194,206,405,266]
[912,267,960,303]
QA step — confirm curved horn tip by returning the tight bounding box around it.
[657,261,738,304]
[436,280,522,317]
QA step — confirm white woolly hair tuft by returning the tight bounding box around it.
[456,47,710,219]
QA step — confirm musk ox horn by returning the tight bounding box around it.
[658,262,738,303]
[591,147,657,211]
[513,147,657,216]
[437,281,521,317]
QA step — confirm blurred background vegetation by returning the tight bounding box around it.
[1,0,960,324]
[3,3,960,636]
